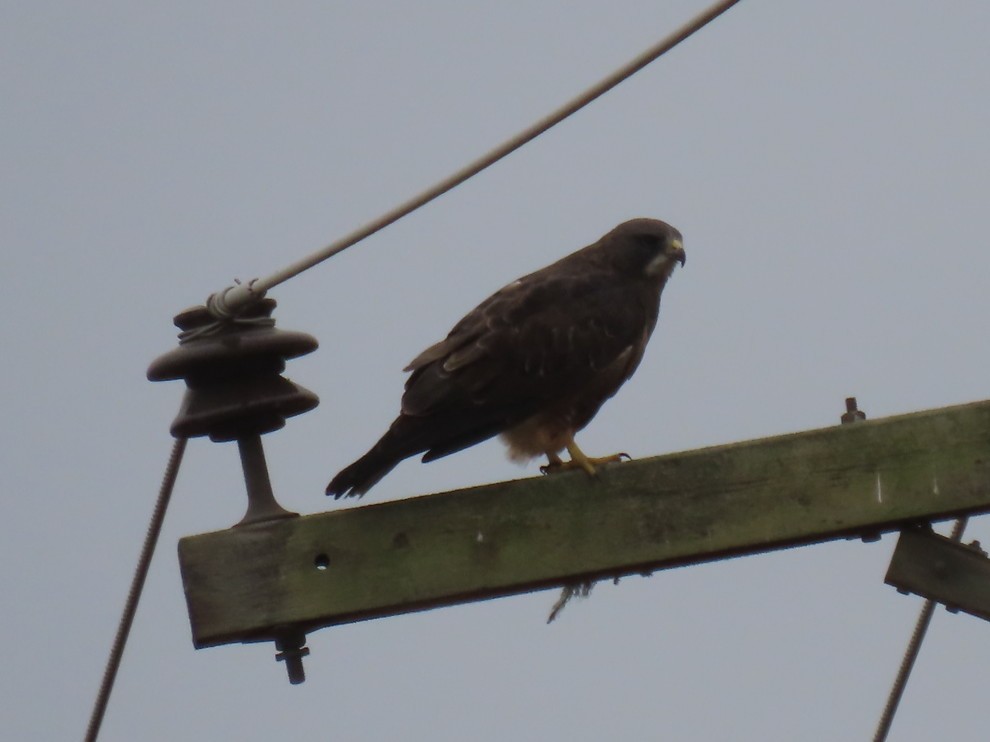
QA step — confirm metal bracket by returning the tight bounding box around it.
[884,526,990,621]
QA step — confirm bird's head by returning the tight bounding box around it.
[602,218,685,280]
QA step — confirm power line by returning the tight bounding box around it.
[210,0,743,316]
[84,437,187,742]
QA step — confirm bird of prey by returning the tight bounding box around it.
[327,218,685,499]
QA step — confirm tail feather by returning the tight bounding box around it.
[326,446,403,499]
[327,411,514,498]
[326,417,426,498]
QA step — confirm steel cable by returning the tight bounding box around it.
[84,437,188,742]
[212,0,744,315]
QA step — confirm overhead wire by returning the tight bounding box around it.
[84,437,187,742]
[212,0,743,315]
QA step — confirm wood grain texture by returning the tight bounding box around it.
[179,400,990,647]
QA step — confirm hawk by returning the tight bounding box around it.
[327,218,685,498]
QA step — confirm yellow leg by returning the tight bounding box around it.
[540,438,629,477]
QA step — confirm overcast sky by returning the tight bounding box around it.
[5,2,990,740]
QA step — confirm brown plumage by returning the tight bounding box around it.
[326,218,685,498]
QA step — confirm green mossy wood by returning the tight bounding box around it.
[179,400,990,647]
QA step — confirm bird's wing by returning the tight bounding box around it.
[399,267,655,435]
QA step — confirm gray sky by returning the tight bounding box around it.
[4,2,990,740]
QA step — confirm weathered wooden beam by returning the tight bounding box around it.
[179,399,990,648]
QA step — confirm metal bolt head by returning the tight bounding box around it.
[841,397,866,425]
[275,631,310,685]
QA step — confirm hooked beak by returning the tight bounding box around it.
[671,239,685,267]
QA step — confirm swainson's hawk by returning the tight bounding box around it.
[327,218,685,498]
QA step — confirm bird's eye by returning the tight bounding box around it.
[636,233,662,249]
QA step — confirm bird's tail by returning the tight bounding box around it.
[326,418,424,499]
[326,412,507,498]
[326,441,403,499]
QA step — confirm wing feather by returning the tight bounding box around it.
[398,268,658,436]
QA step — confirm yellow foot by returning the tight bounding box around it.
[540,442,630,477]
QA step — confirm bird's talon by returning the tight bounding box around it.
[541,449,630,478]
